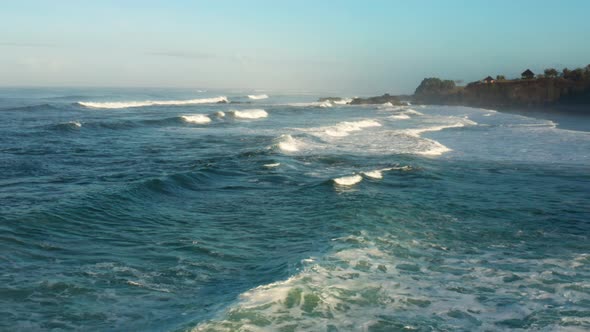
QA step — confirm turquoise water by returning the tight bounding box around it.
[1,88,589,331]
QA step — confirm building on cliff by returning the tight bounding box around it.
[521,69,535,79]
[482,76,495,84]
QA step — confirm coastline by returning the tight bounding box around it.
[482,104,590,132]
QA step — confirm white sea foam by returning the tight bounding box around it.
[333,174,363,186]
[287,101,333,108]
[362,166,412,179]
[78,96,228,109]
[231,109,268,119]
[417,139,452,156]
[389,114,411,120]
[215,111,225,118]
[324,119,381,137]
[362,170,384,179]
[263,163,280,168]
[193,230,588,332]
[332,98,352,105]
[180,114,211,124]
[247,94,269,100]
[404,109,424,116]
[277,135,300,152]
[68,121,82,128]
[406,119,476,136]
[401,120,476,156]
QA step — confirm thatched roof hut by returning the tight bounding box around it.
[521,69,535,79]
[482,76,495,83]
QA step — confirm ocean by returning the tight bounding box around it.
[1,88,589,331]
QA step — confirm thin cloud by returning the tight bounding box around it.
[0,42,60,48]
[146,51,215,59]
[147,49,342,66]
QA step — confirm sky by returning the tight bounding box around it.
[1,0,589,94]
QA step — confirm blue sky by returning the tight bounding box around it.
[1,0,589,94]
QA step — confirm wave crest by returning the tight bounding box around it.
[77,96,228,109]
[230,109,268,119]
[324,119,381,137]
[181,114,211,124]
[333,174,363,186]
[276,135,301,152]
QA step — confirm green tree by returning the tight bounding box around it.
[544,68,558,78]
[563,68,585,81]
[571,68,585,81]
[496,75,505,81]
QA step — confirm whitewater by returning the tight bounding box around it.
[1,88,589,331]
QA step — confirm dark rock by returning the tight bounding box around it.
[349,94,403,105]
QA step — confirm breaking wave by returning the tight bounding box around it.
[229,109,268,119]
[333,174,363,186]
[193,228,590,331]
[77,96,228,109]
[287,101,333,108]
[276,134,301,152]
[180,114,211,124]
[321,120,381,137]
[406,119,476,136]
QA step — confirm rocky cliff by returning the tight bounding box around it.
[413,76,590,108]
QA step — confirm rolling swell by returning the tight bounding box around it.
[1,103,60,112]
[45,115,222,133]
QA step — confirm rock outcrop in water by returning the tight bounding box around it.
[349,94,404,105]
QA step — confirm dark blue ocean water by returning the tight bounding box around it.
[1,88,589,331]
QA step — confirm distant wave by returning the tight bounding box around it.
[389,114,411,120]
[406,120,477,136]
[229,109,268,119]
[247,94,269,100]
[77,96,228,109]
[180,114,211,124]
[49,121,82,132]
[321,98,352,105]
[286,101,333,108]
[2,103,59,112]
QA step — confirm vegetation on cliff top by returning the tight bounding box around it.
[413,65,590,108]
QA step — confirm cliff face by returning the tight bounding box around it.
[413,77,590,108]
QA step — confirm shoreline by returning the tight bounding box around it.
[480,104,590,132]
